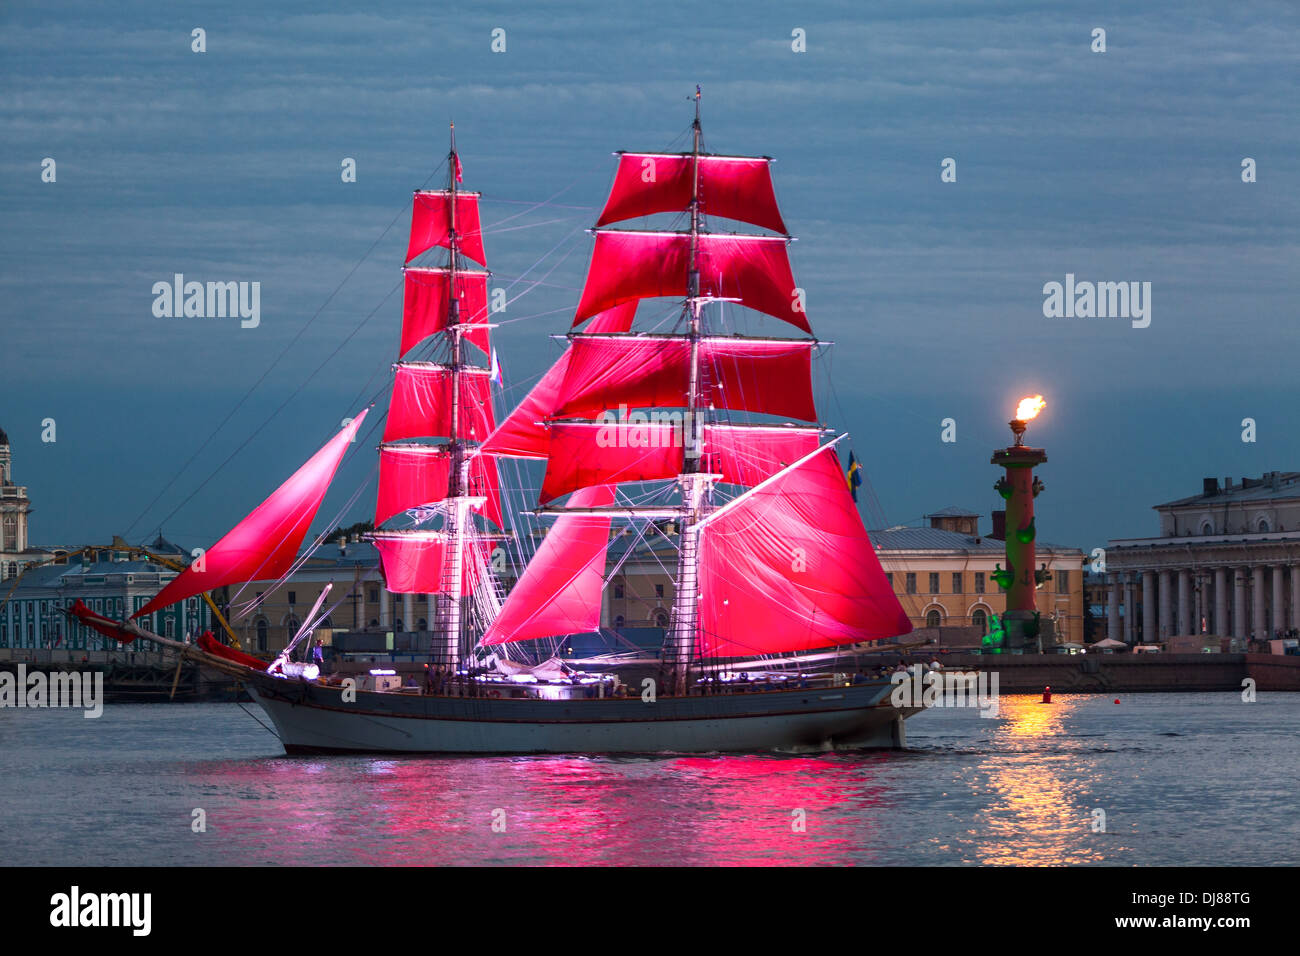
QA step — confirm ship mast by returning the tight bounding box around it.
[668,88,711,695]
[441,121,469,671]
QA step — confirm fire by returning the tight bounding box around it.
[1014,395,1046,422]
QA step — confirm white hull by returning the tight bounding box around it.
[247,679,920,755]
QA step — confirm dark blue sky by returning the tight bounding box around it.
[2,0,1296,554]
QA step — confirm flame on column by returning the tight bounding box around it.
[1014,395,1046,422]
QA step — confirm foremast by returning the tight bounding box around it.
[370,123,502,675]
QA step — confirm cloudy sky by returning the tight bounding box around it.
[1,0,1296,555]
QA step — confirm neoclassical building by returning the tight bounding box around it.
[1105,472,1300,643]
[871,507,1086,645]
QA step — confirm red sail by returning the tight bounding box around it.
[481,485,615,645]
[553,335,817,422]
[465,452,505,530]
[374,445,451,526]
[574,232,808,332]
[372,530,481,594]
[480,302,637,459]
[67,599,137,644]
[538,422,822,502]
[133,412,369,619]
[382,365,495,443]
[375,446,503,529]
[701,424,823,487]
[540,422,681,503]
[401,268,490,356]
[406,190,486,266]
[596,154,787,234]
[695,445,911,657]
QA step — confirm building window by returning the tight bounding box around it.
[1056,569,1069,594]
[613,615,625,629]
[394,619,403,633]
[416,618,426,631]
[972,609,988,633]
[975,572,985,594]
[288,591,297,605]
[655,584,664,599]
[928,573,939,594]
[613,584,625,599]
[1257,518,1271,533]
[654,610,669,629]
[926,609,941,628]
[256,619,268,651]
[885,572,893,586]
[952,573,962,594]
[905,573,917,594]
[368,588,379,603]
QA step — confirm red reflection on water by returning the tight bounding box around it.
[199,751,898,866]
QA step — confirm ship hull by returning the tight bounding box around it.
[246,679,919,755]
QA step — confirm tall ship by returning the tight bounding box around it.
[76,95,922,753]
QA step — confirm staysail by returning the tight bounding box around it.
[693,444,911,657]
[481,485,615,645]
[480,301,638,460]
[133,411,368,619]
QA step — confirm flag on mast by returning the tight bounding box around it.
[489,348,502,386]
[846,451,862,502]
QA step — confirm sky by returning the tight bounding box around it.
[1,0,1297,556]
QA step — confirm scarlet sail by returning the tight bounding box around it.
[481,485,615,645]
[481,302,638,459]
[552,335,818,422]
[573,232,808,332]
[539,422,821,503]
[596,153,787,234]
[401,268,490,356]
[382,364,495,443]
[134,411,368,619]
[375,445,503,529]
[375,445,451,526]
[695,445,911,657]
[372,530,482,595]
[406,190,486,266]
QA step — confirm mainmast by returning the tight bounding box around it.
[482,89,857,685]
[441,121,469,671]
[669,88,710,694]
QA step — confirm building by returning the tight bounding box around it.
[1105,472,1300,644]
[224,534,387,653]
[0,549,207,652]
[870,507,1086,646]
[0,425,52,581]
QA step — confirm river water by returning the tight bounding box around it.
[1,693,1295,866]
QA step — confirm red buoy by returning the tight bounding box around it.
[1042,685,1052,703]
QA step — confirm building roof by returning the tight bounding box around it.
[923,506,981,518]
[0,425,8,446]
[148,533,186,554]
[869,525,1080,554]
[1157,472,1300,508]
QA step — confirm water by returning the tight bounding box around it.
[1,693,1296,866]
